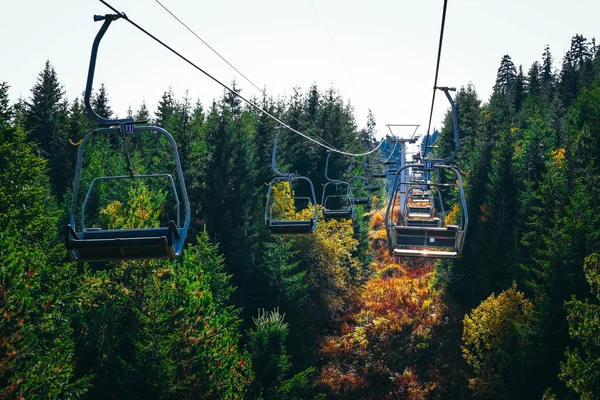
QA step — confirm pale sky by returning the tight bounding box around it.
[2,0,599,142]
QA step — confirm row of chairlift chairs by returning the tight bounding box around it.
[64,13,383,263]
[264,129,384,234]
[64,14,467,263]
[384,87,468,259]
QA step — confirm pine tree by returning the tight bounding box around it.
[358,109,376,147]
[494,55,518,95]
[12,96,26,128]
[260,239,306,308]
[560,253,600,398]
[155,87,176,127]
[483,126,519,289]
[0,82,11,125]
[75,194,252,399]
[542,45,554,86]
[92,83,113,119]
[527,61,542,97]
[134,100,150,121]
[247,309,291,399]
[0,121,86,398]
[515,65,526,112]
[24,60,65,149]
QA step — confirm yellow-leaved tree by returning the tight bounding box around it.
[100,182,166,229]
[462,283,536,398]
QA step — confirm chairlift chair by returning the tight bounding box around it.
[405,187,442,228]
[65,14,190,262]
[371,164,386,179]
[321,152,355,220]
[265,129,318,234]
[387,159,401,174]
[364,167,383,192]
[349,176,371,206]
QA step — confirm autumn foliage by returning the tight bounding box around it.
[318,208,445,399]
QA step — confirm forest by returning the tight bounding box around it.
[1,32,600,399]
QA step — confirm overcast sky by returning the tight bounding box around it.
[2,0,599,142]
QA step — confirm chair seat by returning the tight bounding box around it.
[268,219,314,234]
[407,212,433,219]
[393,248,458,259]
[392,224,457,248]
[408,206,432,213]
[406,218,441,227]
[352,197,370,205]
[323,209,353,220]
[66,224,180,262]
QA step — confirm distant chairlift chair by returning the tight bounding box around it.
[405,186,443,228]
[322,152,354,220]
[365,167,382,192]
[349,176,372,206]
[265,128,318,234]
[65,14,190,262]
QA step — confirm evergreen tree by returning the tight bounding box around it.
[494,55,518,95]
[0,82,11,125]
[260,239,306,309]
[0,121,86,398]
[483,126,520,289]
[247,309,291,399]
[92,83,113,119]
[527,61,542,97]
[12,96,26,128]
[560,254,600,398]
[542,45,554,87]
[23,61,72,198]
[75,195,252,399]
[155,87,177,128]
[24,60,65,149]
[134,100,150,121]
[358,109,377,147]
[515,65,526,111]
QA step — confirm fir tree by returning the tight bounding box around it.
[542,45,554,86]
[247,309,291,399]
[494,55,518,95]
[514,65,526,111]
[526,61,542,97]
[0,81,11,125]
[92,83,113,119]
[23,61,72,198]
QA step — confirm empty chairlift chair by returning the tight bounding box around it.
[371,164,386,179]
[265,129,318,234]
[365,167,383,192]
[405,186,442,228]
[321,152,354,220]
[387,159,400,174]
[65,14,190,262]
[349,176,371,206]
[346,158,372,206]
[386,164,467,258]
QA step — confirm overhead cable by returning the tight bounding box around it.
[154,0,337,150]
[97,0,379,156]
[424,0,449,154]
